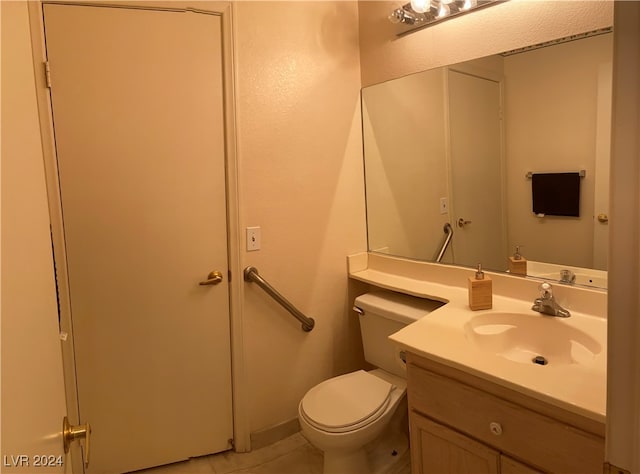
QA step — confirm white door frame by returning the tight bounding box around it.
[27,2,249,467]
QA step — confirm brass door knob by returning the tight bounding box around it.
[199,270,223,286]
[597,213,609,223]
[457,217,472,228]
[63,416,91,467]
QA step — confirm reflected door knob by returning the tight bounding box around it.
[457,218,472,228]
[199,271,223,286]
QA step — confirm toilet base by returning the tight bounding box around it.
[365,403,409,473]
[315,397,409,474]
[299,370,409,474]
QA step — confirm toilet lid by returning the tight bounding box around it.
[300,370,394,433]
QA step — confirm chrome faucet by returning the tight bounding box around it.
[532,282,571,318]
[559,269,576,285]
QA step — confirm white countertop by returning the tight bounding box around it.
[349,253,607,424]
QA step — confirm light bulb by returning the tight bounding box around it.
[460,0,477,10]
[441,0,454,4]
[410,0,430,14]
[436,2,450,18]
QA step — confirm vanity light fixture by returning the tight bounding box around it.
[389,0,502,35]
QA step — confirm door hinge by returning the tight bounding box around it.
[44,61,52,88]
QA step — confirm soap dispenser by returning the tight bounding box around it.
[508,246,527,276]
[468,263,492,311]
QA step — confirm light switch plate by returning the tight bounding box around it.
[439,197,449,215]
[246,227,261,251]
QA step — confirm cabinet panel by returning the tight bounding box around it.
[410,412,499,474]
[408,362,604,473]
[501,455,544,474]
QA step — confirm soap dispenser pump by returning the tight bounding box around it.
[508,245,527,276]
[468,263,492,311]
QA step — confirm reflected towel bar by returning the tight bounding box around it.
[526,170,586,179]
[243,266,315,332]
[435,223,453,263]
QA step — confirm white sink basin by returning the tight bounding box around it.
[464,312,602,366]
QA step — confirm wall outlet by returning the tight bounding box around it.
[439,197,449,215]
[246,227,261,251]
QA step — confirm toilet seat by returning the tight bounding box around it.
[300,370,395,433]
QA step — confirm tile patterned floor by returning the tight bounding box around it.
[136,431,411,474]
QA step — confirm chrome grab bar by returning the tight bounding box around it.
[435,223,453,262]
[243,266,315,332]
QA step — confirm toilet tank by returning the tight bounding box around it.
[354,290,444,377]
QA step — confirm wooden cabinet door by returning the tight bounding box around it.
[410,412,499,474]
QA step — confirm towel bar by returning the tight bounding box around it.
[526,170,586,179]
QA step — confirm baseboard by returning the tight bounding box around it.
[250,417,301,450]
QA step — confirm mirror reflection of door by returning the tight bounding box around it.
[43,4,233,472]
[448,69,507,271]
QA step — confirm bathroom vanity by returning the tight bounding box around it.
[348,253,607,474]
[406,352,604,473]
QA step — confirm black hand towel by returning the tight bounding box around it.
[531,172,581,217]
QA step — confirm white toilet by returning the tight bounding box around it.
[298,290,443,474]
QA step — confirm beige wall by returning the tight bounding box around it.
[362,68,449,262]
[504,33,613,269]
[358,0,613,87]
[233,1,366,433]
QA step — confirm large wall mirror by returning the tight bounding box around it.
[361,28,613,290]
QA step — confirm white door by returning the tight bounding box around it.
[43,4,233,473]
[1,1,68,472]
[448,69,507,271]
